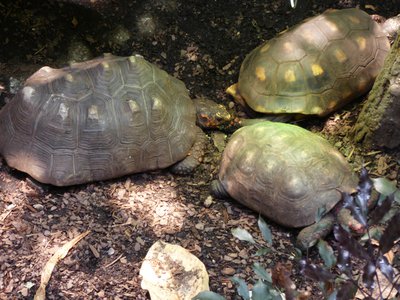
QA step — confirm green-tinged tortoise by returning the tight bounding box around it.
[0,54,231,186]
[227,8,392,118]
[211,122,359,249]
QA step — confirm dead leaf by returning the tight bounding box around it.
[356,267,398,299]
[384,250,394,264]
[272,262,298,299]
[34,230,90,300]
[377,156,388,175]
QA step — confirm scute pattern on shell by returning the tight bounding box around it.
[0,54,197,186]
[217,122,357,228]
[237,8,390,116]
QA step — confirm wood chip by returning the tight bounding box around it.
[221,267,236,275]
[89,244,100,258]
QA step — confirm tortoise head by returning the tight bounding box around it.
[194,97,233,130]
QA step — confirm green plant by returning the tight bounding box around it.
[193,216,287,300]
[194,169,400,300]
[300,169,400,299]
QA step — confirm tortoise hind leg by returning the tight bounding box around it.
[170,127,207,174]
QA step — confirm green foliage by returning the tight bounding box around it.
[192,291,225,300]
[372,177,397,196]
[315,205,328,223]
[253,262,272,282]
[194,215,283,300]
[372,177,400,203]
[317,239,336,268]
[258,216,273,244]
[230,276,250,300]
[227,216,284,299]
[231,227,256,244]
[252,280,269,300]
[196,170,400,300]
[300,169,400,299]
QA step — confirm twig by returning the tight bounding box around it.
[0,204,16,222]
[104,254,124,269]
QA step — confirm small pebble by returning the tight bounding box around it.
[120,257,127,264]
[33,204,44,211]
[195,222,204,230]
[20,288,28,297]
[389,83,400,96]
[107,247,115,256]
[203,196,213,208]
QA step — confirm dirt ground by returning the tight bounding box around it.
[0,0,399,299]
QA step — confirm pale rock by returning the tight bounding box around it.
[140,240,209,300]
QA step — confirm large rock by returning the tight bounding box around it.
[140,240,209,300]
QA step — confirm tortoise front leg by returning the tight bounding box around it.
[296,206,368,250]
[296,214,335,250]
[170,127,207,175]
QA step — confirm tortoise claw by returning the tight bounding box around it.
[337,207,366,235]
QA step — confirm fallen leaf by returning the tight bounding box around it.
[34,231,90,300]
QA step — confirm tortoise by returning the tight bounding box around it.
[211,121,359,249]
[0,54,231,186]
[227,8,392,118]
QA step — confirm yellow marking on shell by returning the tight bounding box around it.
[238,148,257,174]
[65,74,74,82]
[88,105,99,120]
[283,42,294,52]
[284,69,296,82]
[22,86,35,102]
[260,43,271,53]
[58,103,69,120]
[327,99,338,109]
[152,97,162,110]
[334,49,347,63]
[129,56,137,64]
[348,16,361,24]
[253,104,267,112]
[310,106,323,115]
[101,62,110,69]
[41,66,53,73]
[356,37,366,51]
[302,29,316,43]
[311,64,324,76]
[325,21,338,32]
[358,78,368,91]
[127,99,139,113]
[342,89,353,99]
[255,66,266,81]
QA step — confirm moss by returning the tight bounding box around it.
[352,32,400,148]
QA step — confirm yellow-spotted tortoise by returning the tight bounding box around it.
[211,122,359,249]
[227,8,392,117]
[0,54,231,186]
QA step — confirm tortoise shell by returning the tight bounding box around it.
[0,54,198,186]
[230,8,390,116]
[214,122,357,228]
